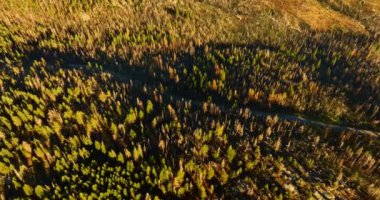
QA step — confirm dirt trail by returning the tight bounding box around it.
[168,92,380,138]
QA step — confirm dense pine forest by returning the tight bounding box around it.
[0,0,380,199]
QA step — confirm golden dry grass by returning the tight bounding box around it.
[344,0,380,12]
[0,0,375,36]
[260,0,367,32]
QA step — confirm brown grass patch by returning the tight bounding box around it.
[260,0,366,32]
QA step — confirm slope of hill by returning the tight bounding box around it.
[0,0,380,199]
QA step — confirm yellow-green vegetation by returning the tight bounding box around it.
[1,0,380,199]
[155,33,380,129]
